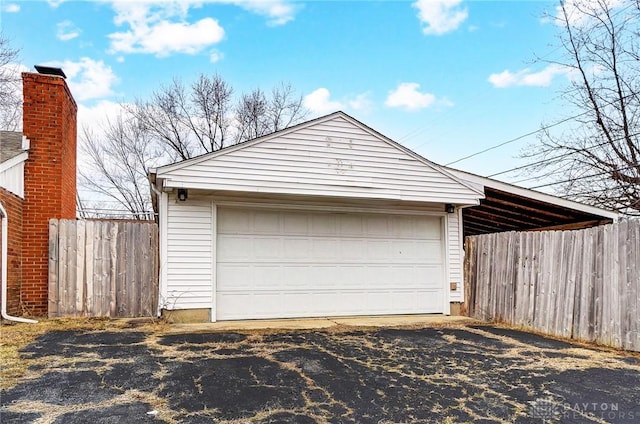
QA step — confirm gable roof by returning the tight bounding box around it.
[0,131,26,164]
[154,111,484,204]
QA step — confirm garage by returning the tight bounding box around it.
[152,111,486,322]
[215,207,446,320]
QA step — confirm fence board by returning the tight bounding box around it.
[465,220,640,352]
[75,220,85,315]
[60,220,73,315]
[84,221,94,316]
[48,220,59,316]
[99,222,111,316]
[48,219,158,318]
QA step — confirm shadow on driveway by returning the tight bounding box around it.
[1,324,639,423]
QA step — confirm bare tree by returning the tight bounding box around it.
[235,82,307,143]
[524,0,640,215]
[267,82,308,131]
[191,73,233,151]
[81,73,307,218]
[235,88,269,142]
[80,112,162,219]
[0,34,21,130]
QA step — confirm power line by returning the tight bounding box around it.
[486,129,640,178]
[511,169,561,185]
[558,184,635,199]
[445,86,640,167]
[444,112,590,166]
[527,163,639,189]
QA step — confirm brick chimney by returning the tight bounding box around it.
[21,69,77,316]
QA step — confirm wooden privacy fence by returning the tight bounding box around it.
[48,219,159,318]
[464,220,639,352]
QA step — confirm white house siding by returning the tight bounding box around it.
[0,159,25,197]
[164,196,213,310]
[159,115,481,205]
[447,209,463,302]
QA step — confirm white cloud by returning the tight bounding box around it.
[413,0,468,35]
[488,64,574,88]
[2,3,20,12]
[348,92,373,113]
[77,100,124,134]
[209,50,223,63]
[47,0,67,7]
[303,88,344,114]
[232,0,297,26]
[385,83,439,111]
[109,7,225,57]
[45,58,119,101]
[56,20,81,41]
[105,1,296,57]
[555,0,624,26]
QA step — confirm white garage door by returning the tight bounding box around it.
[216,207,445,320]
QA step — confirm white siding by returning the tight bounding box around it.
[164,196,213,310]
[159,115,481,204]
[448,209,463,302]
[0,159,25,198]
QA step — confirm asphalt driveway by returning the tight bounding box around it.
[1,324,639,423]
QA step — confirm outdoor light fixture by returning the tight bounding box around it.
[177,188,188,202]
[445,203,455,214]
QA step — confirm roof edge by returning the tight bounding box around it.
[0,151,28,174]
[447,167,620,221]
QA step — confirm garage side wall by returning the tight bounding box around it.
[163,195,213,311]
[447,209,463,303]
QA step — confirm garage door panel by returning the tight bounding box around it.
[283,238,310,257]
[311,214,337,234]
[307,265,339,287]
[217,235,250,261]
[365,215,390,236]
[395,240,442,262]
[217,209,251,232]
[338,215,364,236]
[311,239,338,258]
[216,207,445,320]
[366,240,391,258]
[217,265,252,290]
[338,265,366,284]
[217,290,444,320]
[282,213,307,232]
[254,211,280,232]
[339,239,366,259]
[253,237,283,259]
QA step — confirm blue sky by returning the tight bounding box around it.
[1,0,577,186]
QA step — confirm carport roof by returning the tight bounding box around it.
[447,168,619,237]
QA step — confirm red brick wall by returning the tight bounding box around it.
[0,187,23,316]
[21,72,77,316]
